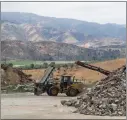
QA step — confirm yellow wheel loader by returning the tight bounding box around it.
[34,67,85,96]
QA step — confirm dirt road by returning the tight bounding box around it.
[1,93,126,119]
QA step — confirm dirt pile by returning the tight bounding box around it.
[1,64,34,90]
[61,65,126,116]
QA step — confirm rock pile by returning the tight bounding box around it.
[1,83,34,93]
[61,65,126,116]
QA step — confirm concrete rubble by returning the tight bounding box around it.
[61,65,126,116]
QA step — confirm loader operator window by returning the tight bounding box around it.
[63,77,68,88]
[63,76,72,86]
[60,76,69,89]
[64,77,68,82]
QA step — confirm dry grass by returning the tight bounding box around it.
[23,58,126,83]
[23,69,45,82]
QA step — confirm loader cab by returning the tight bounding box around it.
[60,75,73,88]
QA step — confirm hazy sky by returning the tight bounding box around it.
[1,2,126,24]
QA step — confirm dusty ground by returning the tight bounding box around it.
[1,93,126,119]
[23,58,126,83]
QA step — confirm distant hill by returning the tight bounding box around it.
[1,12,126,61]
[1,40,125,61]
[1,12,126,47]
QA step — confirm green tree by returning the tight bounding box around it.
[8,63,13,67]
[30,64,34,69]
[43,62,48,68]
[49,62,55,67]
[63,64,68,68]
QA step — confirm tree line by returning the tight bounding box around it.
[4,62,75,70]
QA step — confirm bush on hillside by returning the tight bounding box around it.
[49,62,55,67]
[43,62,48,68]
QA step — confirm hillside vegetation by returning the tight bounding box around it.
[1,40,125,61]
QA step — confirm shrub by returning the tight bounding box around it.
[62,64,68,68]
[49,62,55,67]
[30,64,34,69]
[8,63,13,67]
[43,62,48,68]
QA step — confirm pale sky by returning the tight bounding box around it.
[1,2,126,24]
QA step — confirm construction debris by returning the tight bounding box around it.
[61,65,126,116]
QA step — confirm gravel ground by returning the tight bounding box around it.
[1,93,126,119]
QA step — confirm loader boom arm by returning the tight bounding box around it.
[39,66,55,84]
[75,61,111,76]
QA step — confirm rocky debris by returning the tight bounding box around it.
[14,83,34,92]
[1,83,34,93]
[61,100,67,105]
[53,105,58,107]
[61,65,126,116]
[1,69,6,84]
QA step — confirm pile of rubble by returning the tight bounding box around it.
[61,65,126,116]
[1,83,34,93]
[1,64,34,93]
[1,64,34,85]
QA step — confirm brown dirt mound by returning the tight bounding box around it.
[1,64,34,86]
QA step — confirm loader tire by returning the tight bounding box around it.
[66,90,70,96]
[49,86,59,96]
[68,88,78,97]
[46,89,51,96]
